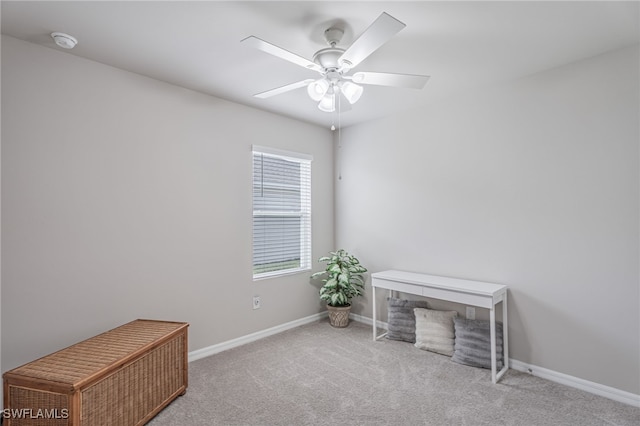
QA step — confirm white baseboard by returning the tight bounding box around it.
[349,312,388,330]
[509,359,640,408]
[188,311,327,363]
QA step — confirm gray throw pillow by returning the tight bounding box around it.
[386,297,430,343]
[451,318,504,369]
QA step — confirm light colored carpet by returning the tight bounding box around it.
[149,319,640,425]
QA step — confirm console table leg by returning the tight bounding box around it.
[490,308,497,384]
[503,296,509,371]
[372,285,377,340]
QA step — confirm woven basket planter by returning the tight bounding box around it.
[327,305,351,328]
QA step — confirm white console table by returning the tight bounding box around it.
[371,270,509,383]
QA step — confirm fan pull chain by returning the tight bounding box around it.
[338,94,342,181]
[331,106,336,131]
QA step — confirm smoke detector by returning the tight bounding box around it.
[51,32,77,49]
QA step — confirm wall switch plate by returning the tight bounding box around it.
[253,296,261,310]
[465,306,475,320]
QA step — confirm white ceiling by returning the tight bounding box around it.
[2,1,638,129]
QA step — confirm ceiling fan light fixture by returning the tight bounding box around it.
[340,81,363,104]
[243,12,429,116]
[307,79,330,101]
[318,92,335,112]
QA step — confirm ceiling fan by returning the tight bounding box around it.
[241,12,430,113]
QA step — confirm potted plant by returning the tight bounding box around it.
[311,249,368,327]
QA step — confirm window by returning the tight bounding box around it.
[252,145,312,279]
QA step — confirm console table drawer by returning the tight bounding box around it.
[374,279,424,296]
[421,286,493,308]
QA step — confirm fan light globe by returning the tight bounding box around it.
[307,79,330,101]
[341,82,363,104]
[318,93,335,112]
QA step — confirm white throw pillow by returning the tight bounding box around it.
[414,308,458,356]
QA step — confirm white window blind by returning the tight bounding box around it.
[252,146,312,279]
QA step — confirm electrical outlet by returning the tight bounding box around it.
[465,306,475,320]
[253,296,261,310]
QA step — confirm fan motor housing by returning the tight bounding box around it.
[312,47,345,70]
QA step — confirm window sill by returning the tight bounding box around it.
[253,267,311,281]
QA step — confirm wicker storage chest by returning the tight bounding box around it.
[3,319,188,426]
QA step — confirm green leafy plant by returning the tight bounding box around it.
[311,249,367,307]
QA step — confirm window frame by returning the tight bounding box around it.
[251,145,313,280]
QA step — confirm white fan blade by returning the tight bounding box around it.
[338,13,405,70]
[351,72,430,89]
[242,36,323,72]
[254,79,315,99]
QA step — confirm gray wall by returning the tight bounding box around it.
[2,33,639,397]
[1,36,334,371]
[335,46,639,394]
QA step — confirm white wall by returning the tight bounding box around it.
[335,45,639,394]
[2,31,638,398]
[1,36,334,372]
[0,32,3,405]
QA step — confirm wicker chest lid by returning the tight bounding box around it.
[3,319,188,390]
